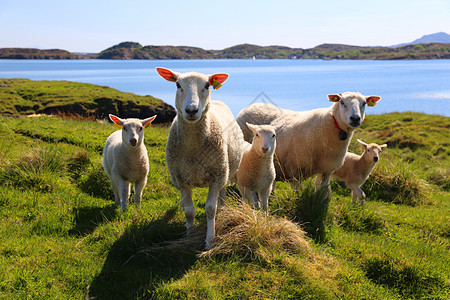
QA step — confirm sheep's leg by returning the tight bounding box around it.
[180,185,195,235]
[205,185,220,250]
[252,192,260,209]
[118,180,131,211]
[133,177,147,208]
[218,187,227,207]
[314,175,322,191]
[259,186,272,213]
[316,173,332,195]
[240,187,254,206]
[349,184,365,205]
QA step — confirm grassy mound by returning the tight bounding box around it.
[203,201,312,260]
[0,79,175,122]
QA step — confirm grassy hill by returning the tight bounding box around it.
[0,48,84,59]
[97,42,450,60]
[0,79,175,123]
[0,110,448,299]
[3,42,450,60]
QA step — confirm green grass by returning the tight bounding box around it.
[0,112,449,299]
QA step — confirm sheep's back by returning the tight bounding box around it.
[275,107,350,179]
[236,103,284,142]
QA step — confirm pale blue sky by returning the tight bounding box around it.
[1,0,449,53]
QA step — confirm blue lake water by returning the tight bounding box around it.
[0,59,449,116]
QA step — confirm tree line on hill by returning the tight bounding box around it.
[1,41,450,60]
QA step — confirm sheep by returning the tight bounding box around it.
[234,123,279,212]
[102,114,156,211]
[332,139,387,205]
[236,92,381,192]
[156,67,244,250]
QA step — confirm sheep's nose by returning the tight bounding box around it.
[130,138,137,147]
[262,147,269,153]
[373,156,379,162]
[185,106,199,116]
[350,115,361,123]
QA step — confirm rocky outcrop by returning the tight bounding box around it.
[40,98,176,123]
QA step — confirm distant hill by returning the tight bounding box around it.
[0,48,85,59]
[1,33,450,60]
[95,42,450,60]
[392,32,450,47]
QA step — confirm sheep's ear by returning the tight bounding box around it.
[142,115,157,128]
[328,94,342,102]
[357,139,368,149]
[246,122,257,133]
[274,120,285,132]
[156,67,179,82]
[209,73,229,90]
[109,114,124,128]
[380,144,388,151]
[366,96,381,107]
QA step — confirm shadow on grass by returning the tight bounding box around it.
[88,207,199,299]
[68,204,118,236]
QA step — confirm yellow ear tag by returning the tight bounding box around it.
[212,78,222,90]
[367,98,376,107]
[114,123,122,128]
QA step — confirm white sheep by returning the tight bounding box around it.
[234,123,279,212]
[332,139,387,205]
[236,92,381,191]
[156,67,244,250]
[102,114,156,211]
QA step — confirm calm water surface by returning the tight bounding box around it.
[0,59,449,116]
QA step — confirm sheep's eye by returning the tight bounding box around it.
[341,102,346,107]
[123,127,127,132]
[176,82,181,89]
[255,133,259,137]
[204,82,210,89]
[139,127,143,132]
[272,134,276,138]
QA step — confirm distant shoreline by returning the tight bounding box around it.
[1,42,450,60]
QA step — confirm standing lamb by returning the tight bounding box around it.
[156,67,244,250]
[102,114,156,211]
[332,139,387,205]
[236,92,381,191]
[234,123,279,212]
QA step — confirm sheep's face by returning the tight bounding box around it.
[329,92,381,129]
[156,68,228,124]
[121,120,145,148]
[358,139,387,163]
[175,72,211,123]
[247,123,277,157]
[109,114,157,148]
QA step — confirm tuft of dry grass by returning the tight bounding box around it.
[205,201,312,260]
[144,201,313,262]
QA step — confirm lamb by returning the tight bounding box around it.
[156,67,244,250]
[332,139,387,205]
[234,123,279,212]
[102,114,156,211]
[236,92,381,191]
